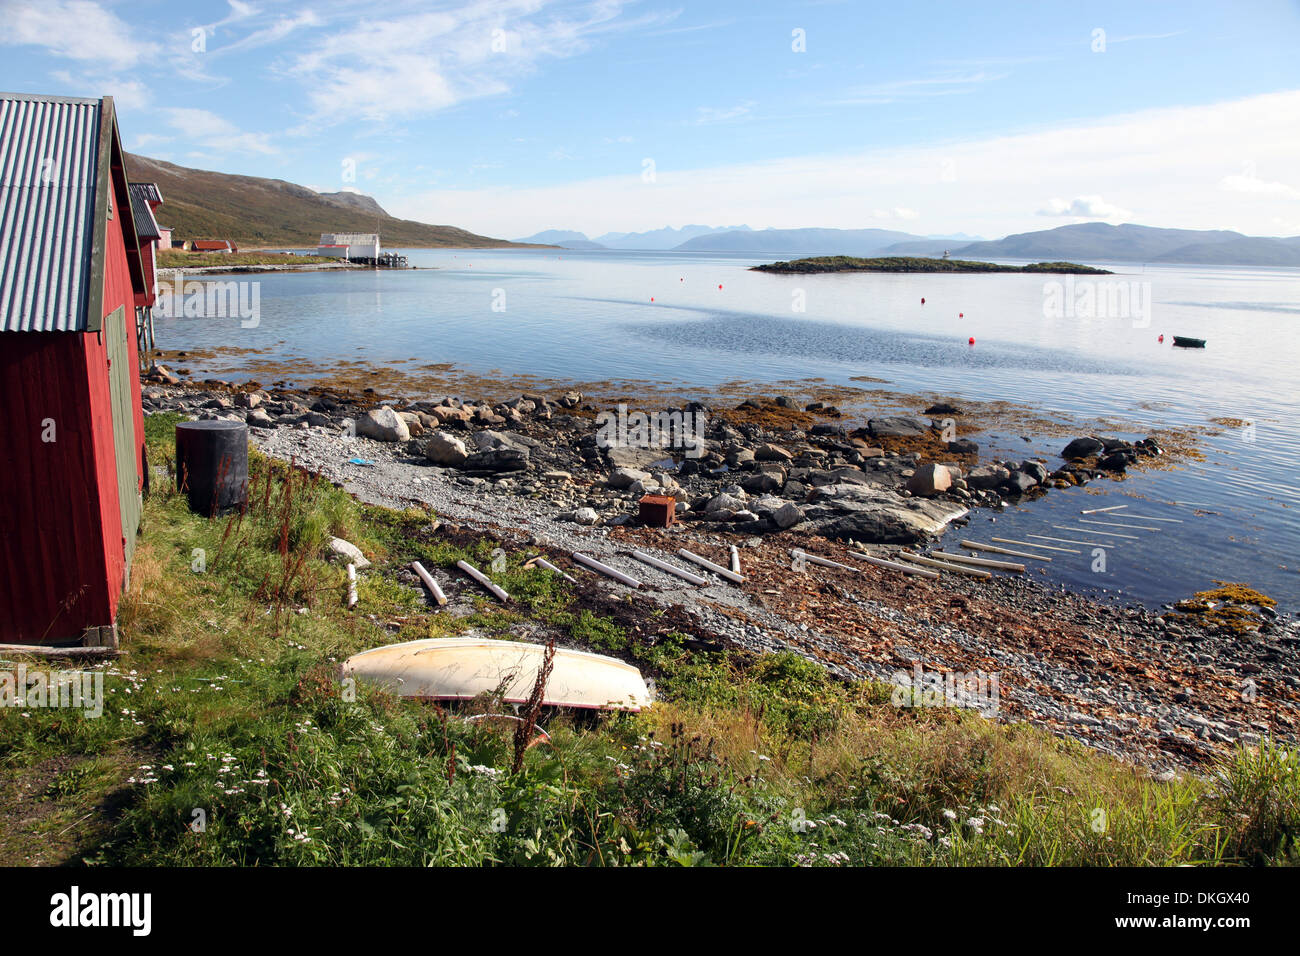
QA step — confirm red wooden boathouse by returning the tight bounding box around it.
[0,92,152,647]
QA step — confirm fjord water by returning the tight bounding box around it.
[156,248,1300,612]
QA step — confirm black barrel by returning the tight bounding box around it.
[175,420,249,516]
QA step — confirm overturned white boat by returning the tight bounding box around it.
[341,637,652,712]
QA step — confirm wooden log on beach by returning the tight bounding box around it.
[729,545,741,574]
[846,550,941,579]
[457,560,510,602]
[532,557,577,584]
[573,552,642,588]
[346,563,359,608]
[679,548,746,584]
[933,550,1024,572]
[630,550,709,586]
[412,561,448,606]
[961,540,1052,561]
[898,551,992,578]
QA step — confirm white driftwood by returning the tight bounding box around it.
[1078,518,1161,531]
[898,551,992,578]
[992,536,1079,554]
[961,540,1052,562]
[533,557,577,584]
[346,563,359,608]
[1120,515,1183,523]
[933,550,1024,572]
[457,560,510,602]
[1080,505,1128,514]
[794,550,859,572]
[630,550,709,586]
[1053,525,1139,540]
[678,548,746,584]
[573,552,642,588]
[411,561,448,606]
[1028,534,1113,548]
[846,550,941,579]
[729,545,741,574]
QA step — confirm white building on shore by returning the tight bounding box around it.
[317,233,380,259]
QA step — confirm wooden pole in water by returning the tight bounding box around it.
[1028,534,1114,548]
[1078,519,1161,531]
[1053,525,1139,540]
[1080,505,1128,514]
[457,560,510,602]
[572,552,642,588]
[679,548,746,584]
[630,550,709,586]
[961,540,1052,561]
[992,536,1079,554]
[412,560,448,605]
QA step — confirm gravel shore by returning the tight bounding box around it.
[144,379,1300,771]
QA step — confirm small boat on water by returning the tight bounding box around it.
[1172,336,1206,348]
[341,637,652,712]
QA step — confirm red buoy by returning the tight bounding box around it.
[718,284,723,289]
[650,297,654,302]
[921,297,925,304]
[959,312,964,318]
[1158,334,1164,343]
[968,337,975,345]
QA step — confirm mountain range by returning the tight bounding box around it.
[518,221,1300,265]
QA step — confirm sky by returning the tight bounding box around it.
[2,0,1299,240]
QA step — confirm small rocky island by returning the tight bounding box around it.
[752,256,1112,275]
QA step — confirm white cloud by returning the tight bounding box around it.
[280,0,658,127]
[1220,172,1300,200]
[1037,195,1133,220]
[390,89,1300,240]
[1,0,160,69]
[161,108,278,155]
[695,101,755,125]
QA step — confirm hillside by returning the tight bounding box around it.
[954,222,1300,267]
[124,153,541,249]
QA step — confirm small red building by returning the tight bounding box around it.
[0,92,150,648]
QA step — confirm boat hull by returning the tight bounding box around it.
[341,637,651,711]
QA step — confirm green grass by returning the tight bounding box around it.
[0,412,1295,866]
[751,256,1112,275]
[157,251,343,269]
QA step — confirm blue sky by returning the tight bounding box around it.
[3,0,1299,238]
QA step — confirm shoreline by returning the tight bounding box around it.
[140,376,1300,770]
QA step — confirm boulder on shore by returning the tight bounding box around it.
[357,407,410,442]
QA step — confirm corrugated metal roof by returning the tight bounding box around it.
[129,181,161,205]
[127,182,160,241]
[0,92,102,332]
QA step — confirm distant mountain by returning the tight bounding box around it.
[125,153,541,249]
[674,227,925,255]
[513,229,607,249]
[595,224,750,250]
[318,190,388,217]
[954,223,1300,266]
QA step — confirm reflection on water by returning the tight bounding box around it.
[156,248,1300,612]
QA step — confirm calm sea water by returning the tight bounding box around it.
[155,248,1300,613]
